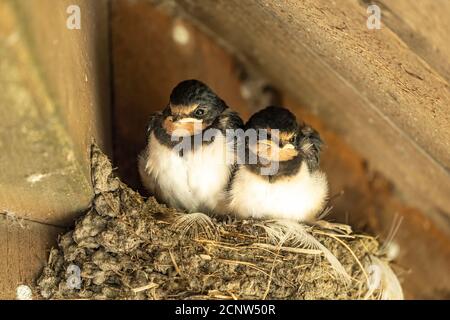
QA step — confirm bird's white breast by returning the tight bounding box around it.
[228,163,328,222]
[139,132,234,213]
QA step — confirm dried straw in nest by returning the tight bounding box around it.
[36,145,403,300]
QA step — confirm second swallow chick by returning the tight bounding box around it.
[228,106,329,222]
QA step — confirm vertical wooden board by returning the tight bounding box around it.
[0,1,111,225]
[111,1,250,189]
[13,0,112,167]
[0,215,63,299]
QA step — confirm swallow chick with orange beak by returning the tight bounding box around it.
[228,106,329,222]
[139,80,243,215]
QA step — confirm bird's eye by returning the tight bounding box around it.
[194,108,206,117]
[290,135,298,144]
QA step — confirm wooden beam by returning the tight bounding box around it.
[375,0,450,82]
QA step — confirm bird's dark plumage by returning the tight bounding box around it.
[246,106,299,133]
[170,79,226,112]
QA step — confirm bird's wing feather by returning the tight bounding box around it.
[213,108,244,190]
[215,108,244,132]
[146,112,163,137]
[299,124,323,171]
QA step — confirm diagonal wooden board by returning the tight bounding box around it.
[174,0,450,232]
[374,0,450,82]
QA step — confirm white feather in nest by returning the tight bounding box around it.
[171,212,219,240]
[257,220,352,284]
[379,214,403,260]
[363,213,404,300]
[364,255,404,300]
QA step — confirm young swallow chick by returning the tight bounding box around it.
[139,79,243,214]
[228,106,328,222]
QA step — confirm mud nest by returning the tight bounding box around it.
[36,145,402,300]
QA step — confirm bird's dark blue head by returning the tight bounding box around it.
[246,106,301,149]
[244,106,323,179]
[159,80,228,137]
[168,80,226,123]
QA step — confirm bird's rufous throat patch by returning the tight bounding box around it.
[253,139,298,162]
[163,115,205,136]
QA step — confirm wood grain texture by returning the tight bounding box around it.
[374,0,450,82]
[0,215,63,299]
[0,0,111,225]
[174,0,450,231]
[14,0,112,163]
